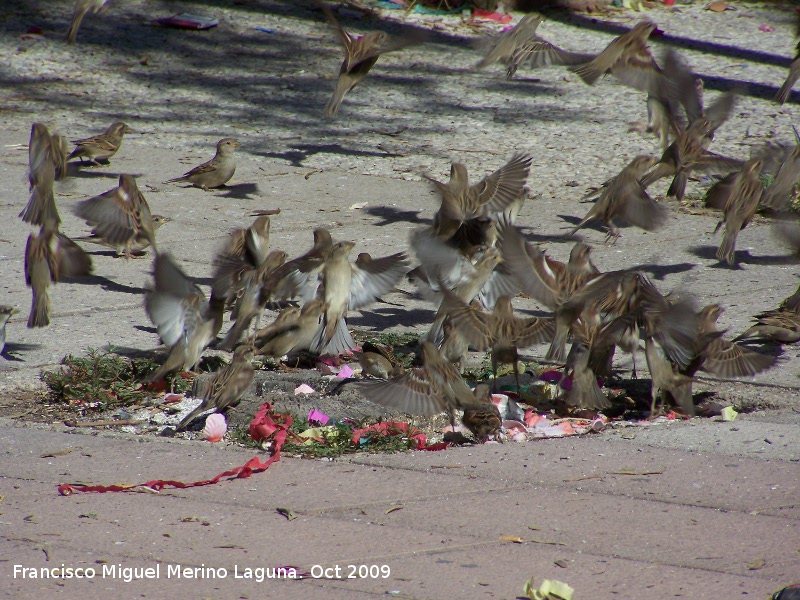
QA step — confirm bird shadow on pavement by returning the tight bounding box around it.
[365,206,428,227]
[689,245,799,268]
[638,261,697,281]
[350,306,433,329]
[1,343,41,362]
[256,143,394,168]
[66,165,129,180]
[70,275,147,295]
[214,182,261,200]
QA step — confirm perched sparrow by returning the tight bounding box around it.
[66,0,111,44]
[68,122,132,165]
[166,138,240,191]
[476,13,594,80]
[570,155,664,243]
[218,250,288,350]
[311,242,408,355]
[440,289,554,389]
[459,383,502,442]
[254,300,326,358]
[24,224,93,328]
[76,215,170,256]
[570,21,661,92]
[355,341,500,437]
[714,158,765,266]
[735,284,800,344]
[353,341,404,379]
[0,306,19,354]
[143,254,225,384]
[177,345,256,431]
[318,1,425,118]
[427,154,532,241]
[561,326,612,411]
[73,174,159,257]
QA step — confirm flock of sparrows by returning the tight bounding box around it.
[7,3,800,441]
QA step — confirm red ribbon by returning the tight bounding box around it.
[58,403,290,496]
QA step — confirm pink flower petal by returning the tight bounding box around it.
[294,384,315,395]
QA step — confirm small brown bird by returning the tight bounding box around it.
[1,306,19,354]
[570,155,664,243]
[218,250,288,350]
[269,228,334,303]
[355,341,501,439]
[76,215,170,256]
[143,254,225,384]
[166,138,241,191]
[714,158,765,266]
[312,242,408,355]
[459,383,502,442]
[318,1,425,118]
[427,153,532,241]
[20,123,66,227]
[353,341,404,379]
[476,13,594,80]
[254,300,326,358]
[775,19,800,105]
[225,216,272,267]
[176,345,256,431]
[24,223,93,328]
[570,21,661,92]
[66,0,111,44]
[760,145,800,211]
[561,324,612,411]
[68,122,132,165]
[735,285,800,344]
[440,290,554,390]
[73,174,159,258]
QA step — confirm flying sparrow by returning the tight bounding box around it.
[714,158,765,266]
[254,300,326,358]
[66,0,111,44]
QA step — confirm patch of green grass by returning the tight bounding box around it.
[41,349,192,409]
[367,331,420,349]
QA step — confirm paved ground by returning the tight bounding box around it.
[1,1,800,598]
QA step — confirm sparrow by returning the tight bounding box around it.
[225,215,272,267]
[775,18,800,105]
[20,124,65,227]
[24,222,93,328]
[68,122,132,165]
[476,13,594,80]
[143,253,225,384]
[311,242,408,355]
[561,323,612,411]
[269,228,334,303]
[355,341,501,439]
[75,215,170,256]
[427,153,532,242]
[0,306,19,354]
[760,145,800,211]
[714,158,765,266]
[425,246,507,343]
[176,345,256,431]
[318,1,425,118]
[217,250,288,351]
[254,300,326,358]
[569,155,664,243]
[497,224,602,361]
[353,341,404,379]
[440,289,554,389]
[459,383,502,442]
[570,21,661,92]
[734,285,800,344]
[66,0,111,44]
[72,174,159,258]
[640,93,741,200]
[166,138,241,191]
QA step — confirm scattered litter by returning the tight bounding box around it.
[308,409,330,426]
[758,24,775,32]
[255,27,275,34]
[154,14,219,30]
[336,364,354,378]
[294,384,315,395]
[721,406,738,421]
[472,10,512,24]
[41,447,77,458]
[747,558,766,570]
[203,414,227,442]
[276,507,298,521]
[348,202,368,210]
[499,535,524,543]
[384,505,403,514]
[706,1,733,11]
[524,577,574,600]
